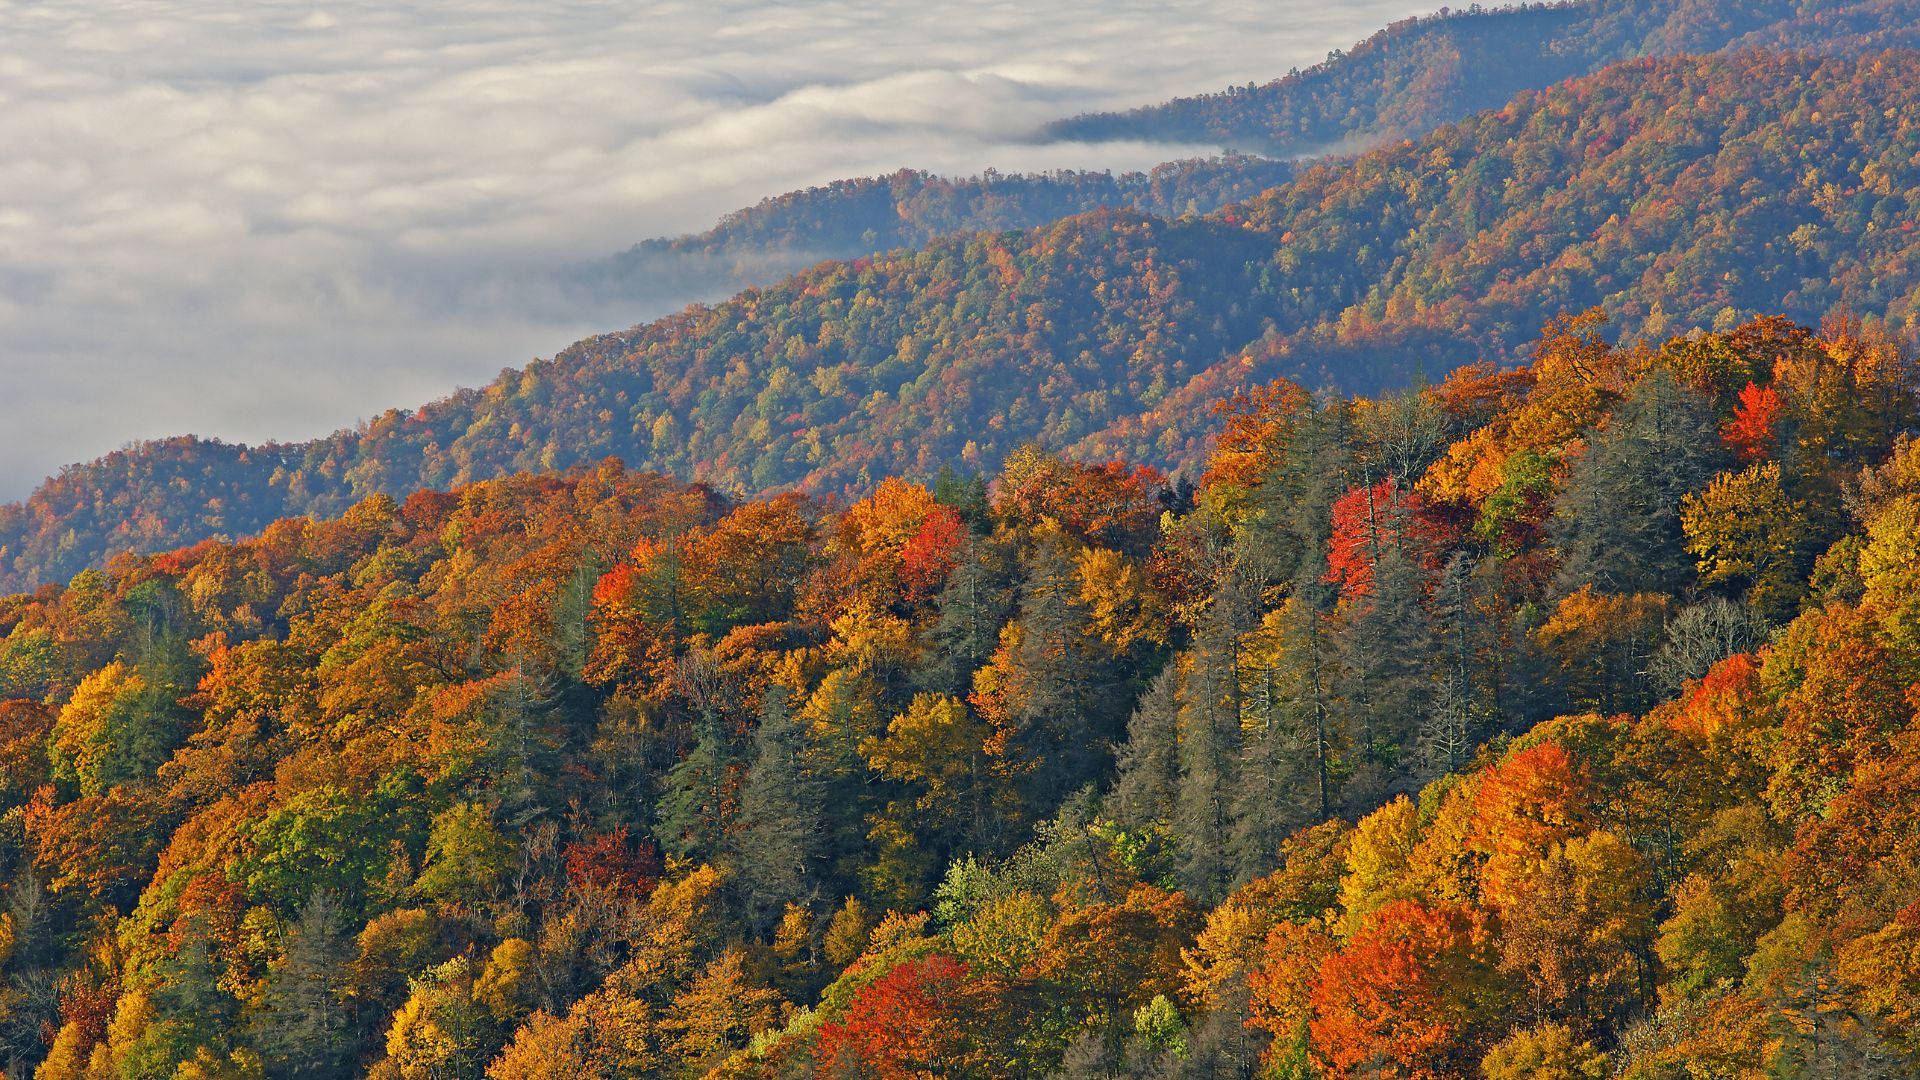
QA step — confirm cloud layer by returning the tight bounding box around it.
[0,0,1431,498]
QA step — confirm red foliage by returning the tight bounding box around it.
[899,506,966,599]
[1323,480,1448,600]
[1721,381,1784,462]
[814,954,973,1079]
[562,826,662,893]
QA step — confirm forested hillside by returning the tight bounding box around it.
[572,158,1296,309]
[581,0,1920,315]
[1043,0,1920,154]
[11,49,1920,591]
[3,313,1917,1077]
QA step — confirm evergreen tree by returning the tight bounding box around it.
[1107,666,1183,833]
[1000,531,1125,813]
[1241,394,1354,582]
[1420,554,1490,779]
[729,687,825,933]
[1334,525,1435,804]
[1269,580,1342,825]
[1173,574,1257,903]
[551,552,603,684]
[920,531,1014,697]
[1551,369,1728,596]
[657,724,733,865]
[932,464,991,531]
[255,892,355,1079]
[1231,574,1341,882]
[657,649,743,863]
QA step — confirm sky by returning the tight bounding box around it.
[0,0,1434,499]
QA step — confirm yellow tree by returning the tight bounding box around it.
[1681,462,1814,619]
[657,947,786,1072]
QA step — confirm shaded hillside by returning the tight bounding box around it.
[571,158,1295,309]
[12,50,1920,589]
[1042,0,1920,155]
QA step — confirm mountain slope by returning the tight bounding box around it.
[5,315,1918,1077]
[12,49,1920,590]
[570,158,1295,311]
[1041,0,1920,155]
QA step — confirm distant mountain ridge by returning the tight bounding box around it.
[568,158,1295,311]
[1043,0,1920,155]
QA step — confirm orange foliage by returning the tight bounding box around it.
[1666,652,1763,741]
[994,449,1166,553]
[1469,743,1592,909]
[1203,379,1313,494]
[1307,900,1505,1080]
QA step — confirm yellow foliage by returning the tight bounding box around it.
[1338,796,1422,936]
[33,1019,93,1080]
[951,891,1052,977]
[1180,899,1271,1007]
[840,477,938,559]
[862,694,987,792]
[1481,1023,1609,1079]
[658,946,786,1068]
[1076,547,1165,651]
[1860,491,1920,653]
[1681,462,1811,618]
[475,938,537,1023]
[824,601,914,675]
[486,993,660,1079]
[1404,776,1484,907]
[47,661,147,797]
[1835,914,1920,1053]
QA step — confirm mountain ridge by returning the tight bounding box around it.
[14,30,1920,589]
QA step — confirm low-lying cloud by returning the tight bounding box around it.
[0,0,1432,498]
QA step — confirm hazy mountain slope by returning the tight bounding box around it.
[12,49,1920,590]
[1041,0,1920,155]
[570,158,1295,311]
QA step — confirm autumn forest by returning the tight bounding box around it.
[7,1,1920,1078]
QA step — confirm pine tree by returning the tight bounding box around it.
[1107,666,1182,833]
[1334,526,1435,804]
[551,552,603,684]
[657,724,733,865]
[1000,530,1120,812]
[254,891,355,1079]
[657,649,743,864]
[1551,369,1727,596]
[1173,572,1258,903]
[920,532,1014,697]
[1269,581,1342,826]
[729,687,824,934]
[1242,394,1354,583]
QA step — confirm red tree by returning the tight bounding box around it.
[815,954,974,1079]
[1721,381,1784,462]
[899,506,966,599]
